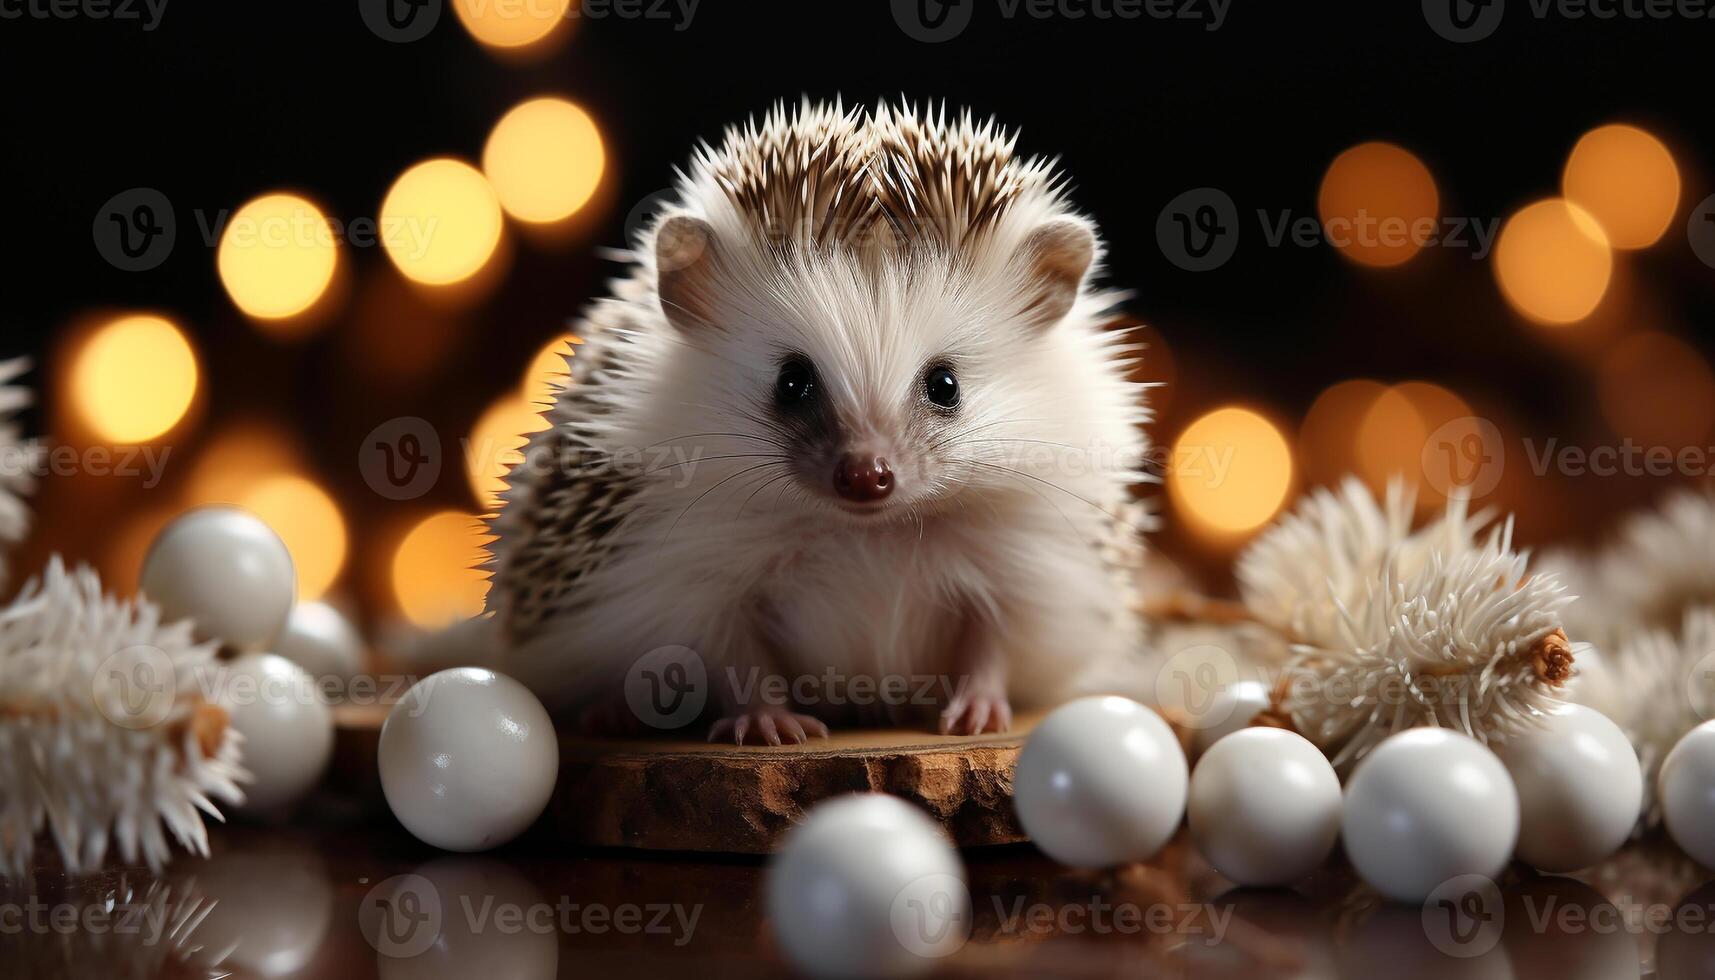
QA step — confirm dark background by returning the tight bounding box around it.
[1,0,1710,613]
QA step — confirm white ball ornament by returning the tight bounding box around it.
[1658,719,1715,868]
[767,794,968,979]
[219,652,335,814]
[1188,727,1341,886]
[1189,679,1272,759]
[1495,703,1642,872]
[142,506,296,651]
[1341,728,1519,904]
[1013,696,1188,868]
[379,668,558,851]
[275,601,365,687]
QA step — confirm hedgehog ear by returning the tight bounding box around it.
[1018,218,1096,330]
[656,216,720,333]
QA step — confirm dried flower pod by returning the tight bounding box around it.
[0,557,248,875]
[1240,479,1578,770]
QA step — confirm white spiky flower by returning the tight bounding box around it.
[1576,607,1715,826]
[1240,480,1576,769]
[0,358,38,590]
[1597,489,1715,633]
[0,557,247,875]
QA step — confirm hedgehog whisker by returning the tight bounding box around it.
[963,460,1143,534]
[644,452,793,476]
[660,460,792,544]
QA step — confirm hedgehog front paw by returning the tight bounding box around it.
[708,707,830,745]
[939,688,1013,735]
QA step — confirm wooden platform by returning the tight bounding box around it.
[332,704,1032,853]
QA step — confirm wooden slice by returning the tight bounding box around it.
[332,704,1032,853]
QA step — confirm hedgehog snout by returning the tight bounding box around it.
[832,454,894,503]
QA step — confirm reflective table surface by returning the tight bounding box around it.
[3,810,1712,979]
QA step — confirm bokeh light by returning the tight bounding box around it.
[1299,379,1387,483]
[379,158,504,286]
[1597,330,1715,449]
[1169,407,1294,536]
[183,423,302,505]
[468,393,550,509]
[1494,199,1612,325]
[1354,381,1473,505]
[391,511,491,628]
[1562,124,1680,250]
[453,0,570,49]
[237,474,348,601]
[216,192,338,322]
[1317,142,1439,268]
[70,314,198,442]
[522,334,577,405]
[483,98,605,224]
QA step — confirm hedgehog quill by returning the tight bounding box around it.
[481,100,1155,743]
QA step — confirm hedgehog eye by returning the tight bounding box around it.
[774,357,817,409]
[924,365,960,409]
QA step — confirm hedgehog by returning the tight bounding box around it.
[482,100,1153,743]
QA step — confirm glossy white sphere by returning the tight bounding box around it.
[1496,703,1641,872]
[1341,728,1519,903]
[1659,720,1715,868]
[142,506,296,651]
[1188,727,1341,885]
[767,794,968,979]
[379,668,558,852]
[275,601,365,687]
[1190,680,1272,759]
[218,652,334,814]
[1013,696,1188,868]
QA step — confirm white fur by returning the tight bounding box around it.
[488,102,1151,719]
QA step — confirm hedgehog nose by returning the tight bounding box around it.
[833,454,893,503]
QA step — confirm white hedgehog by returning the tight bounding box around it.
[484,100,1153,743]
[0,357,37,590]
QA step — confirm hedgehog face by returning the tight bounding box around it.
[652,213,1108,526]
